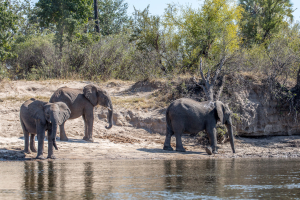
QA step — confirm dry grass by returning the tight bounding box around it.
[111,96,165,110]
[0,95,49,103]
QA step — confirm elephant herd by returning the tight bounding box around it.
[20,84,235,159]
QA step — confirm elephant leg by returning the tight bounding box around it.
[21,119,30,154]
[36,125,46,159]
[83,112,94,142]
[82,114,88,141]
[30,134,37,152]
[206,127,218,155]
[24,132,31,154]
[47,129,55,159]
[175,131,185,152]
[59,122,68,141]
[163,125,174,151]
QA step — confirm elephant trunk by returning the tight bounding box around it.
[50,113,59,150]
[105,102,113,129]
[225,123,235,153]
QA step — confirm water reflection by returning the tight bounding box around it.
[23,162,35,200]
[0,159,296,199]
[37,161,44,197]
[83,162,94,200]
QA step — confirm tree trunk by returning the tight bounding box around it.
[296,67,300,89]
[94,0,100,33]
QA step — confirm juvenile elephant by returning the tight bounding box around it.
[50,84,113,142]
[20,98,71,159]
[163,98,235,155]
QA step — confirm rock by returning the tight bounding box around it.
[234,84,300,136]
[116,119,123,126]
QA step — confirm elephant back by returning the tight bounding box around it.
[50,87,81,107]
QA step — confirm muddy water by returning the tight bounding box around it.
[0,159,300,199]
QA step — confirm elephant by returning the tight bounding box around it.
[20,98,71,159]
[49,84,113,142]
[163,98,235,155]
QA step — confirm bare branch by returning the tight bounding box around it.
[212,57,226,85]
[199,58,206,84]
[193,76,209,97]
[215,76,225,101]
[207,67,211,83]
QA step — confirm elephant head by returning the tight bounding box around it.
[44,102,71,149]
[83,84,113,129]
[29,100,71,150]
[216,101,235,153]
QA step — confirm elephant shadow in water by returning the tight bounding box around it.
[137,148,206,155]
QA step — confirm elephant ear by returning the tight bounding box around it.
[56,102,71,125]
[215,101,224,124]
[83,84,98,106]
[28,99,47,124]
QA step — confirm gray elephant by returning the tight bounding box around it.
[163,98,235,155]
[20,98,71,159]
[49,84,113,142]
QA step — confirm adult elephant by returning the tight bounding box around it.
[163,98,235,155]
[20,98,71,159]
[49,84,113,142]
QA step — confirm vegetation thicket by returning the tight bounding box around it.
[0,0,299,93]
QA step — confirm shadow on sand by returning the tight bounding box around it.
[18,136,99,144]
[0,148,30,161]
[56,138,99,144]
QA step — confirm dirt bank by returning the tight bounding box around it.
[0,80,300,161]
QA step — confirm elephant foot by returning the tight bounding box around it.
[47,155,56,159]
[24,150,31,154]
[205,147,213,155]
[83,137,94,143]
[36,155,46,160]
[176,147,186,152]
[163,146,174,151]
[213,150,219,154]
[60,137,68,141]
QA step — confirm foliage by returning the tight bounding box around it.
[7,34,57,80]
[0,0,299,86]
[0,0,18,61]
[36,0,92,53]
[164,0,243,70]
[98,0,129,36]
[129,6,161,52]
[239,0,293,46]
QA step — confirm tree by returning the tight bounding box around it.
[193,57,226,101]
[36,0,92,55]
[239,0,294,46]
[165,0,243,70]
[94,0,100,33]
[0,0,18,61]
[98,0,128,36]
[130,6,161,52]
[129,6,165,71]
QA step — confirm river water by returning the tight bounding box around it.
[0,159,300,199]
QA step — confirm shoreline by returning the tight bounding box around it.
[1,135,300,161]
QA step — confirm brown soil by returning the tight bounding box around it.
[0,79,300,161]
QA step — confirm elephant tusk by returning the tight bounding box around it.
[107,107,112,111]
